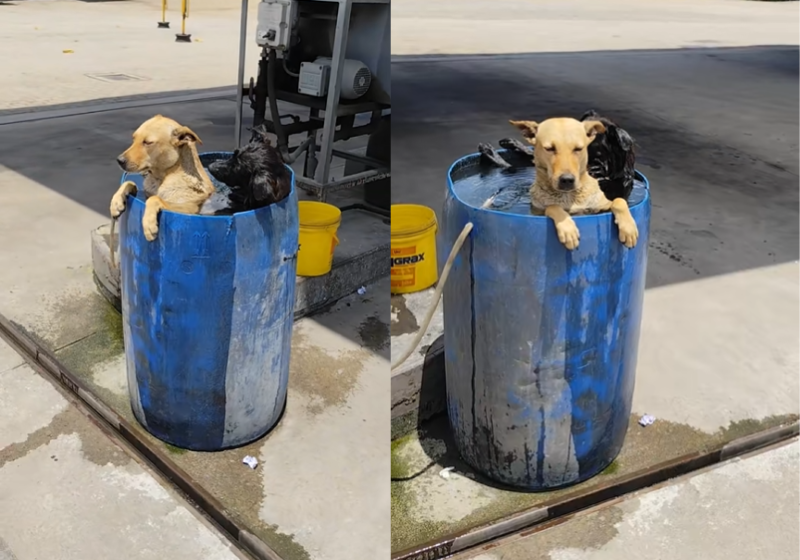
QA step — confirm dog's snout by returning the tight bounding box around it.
[116,155,127,169]
[557,174,576,191]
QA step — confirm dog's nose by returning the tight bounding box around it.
[557,174,576,191]
[116,156,127,169]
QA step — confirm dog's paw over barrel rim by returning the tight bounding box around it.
[442,152,651,491]
[118,152,299,451]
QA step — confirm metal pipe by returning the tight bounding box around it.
[317,0,353,198]
[234,0,249,148]
[266,48,291,160]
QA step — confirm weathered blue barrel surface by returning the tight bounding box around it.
[118,152,298,451]
[442,153,650,490]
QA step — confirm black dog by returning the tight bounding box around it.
[479,111,636,201]
[203,127,291,215]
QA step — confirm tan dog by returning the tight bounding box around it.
[110,115,216,242]
[509,117,638,251]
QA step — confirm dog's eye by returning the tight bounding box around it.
[143,140,153,146]
[544,146,555,153]
[574,146,584,152]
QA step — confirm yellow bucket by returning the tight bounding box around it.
[297,201,341,277]
[390,204,438,294]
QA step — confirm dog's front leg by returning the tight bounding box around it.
[605,198,638,248]
[110,180,138,218]
[142,196,166,242]
[545,205,580,250]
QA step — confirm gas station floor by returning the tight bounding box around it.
[389,44,799,555]
[454,439,799,560]
[0,97,390,560]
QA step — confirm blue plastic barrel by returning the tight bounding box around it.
[118,152,298,451]
[442,153,650,490]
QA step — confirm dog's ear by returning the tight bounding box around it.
[172,126,203,146]
[509,120,539,143]
[583,120,606,141]
[615,127,634,151]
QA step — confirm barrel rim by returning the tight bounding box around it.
[446,151,650,221]
[391,203,438,238]
[120,152,296,221]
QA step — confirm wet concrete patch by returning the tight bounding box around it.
[14,276,109,351]
[391,412,798,553]
[55,327,314,560]
[289,329,367,416]
[0,406,131,470]
[391,295,419,336]
[40,277,392,560]
[359,314,390,352]
[484,506,626,560]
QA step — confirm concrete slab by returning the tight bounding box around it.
[48,277,390,560]
[0,97,383,329]
[392,0,799,56]
[455,439,800,560]
[0,96,389,559]
[389,23,799,555]
[390,43,799,428]
[391,261,800,427]
[0,339,247,560]
[390,411,797,554]
[393,47,799,286]
[0,0,265,111]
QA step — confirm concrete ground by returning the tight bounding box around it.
[0,338,247,560]
[391,0,799,56]
[0,1,390,558]
[456,439,800,560]
[0,97,391,558]
[0,0,264,111]
[390,0,799,554]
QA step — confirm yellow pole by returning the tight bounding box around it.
[157,0,169,28]
[175,0,191,42]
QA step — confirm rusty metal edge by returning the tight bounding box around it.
[0,311,284,560]
[392,422,799,560]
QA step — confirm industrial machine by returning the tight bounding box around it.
[236,0,390,205]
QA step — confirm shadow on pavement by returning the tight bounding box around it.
[392,45,799,290]
[0,86,389,352]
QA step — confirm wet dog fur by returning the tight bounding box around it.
[579,110,635,201]
[508,117,638,251]
[204,126,291,215]
[110,115,215,241]
[480,112,636,203]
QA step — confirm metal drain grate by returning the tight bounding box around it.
[85,73,149,83]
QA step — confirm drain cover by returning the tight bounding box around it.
[85,73,148,83]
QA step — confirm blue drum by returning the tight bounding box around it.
[118,153,298,451]
[442,153,650,490]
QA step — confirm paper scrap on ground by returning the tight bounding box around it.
[357,286,367,295]
[439,467,455,480]
[242,455,259,469]
[639,414,656,427]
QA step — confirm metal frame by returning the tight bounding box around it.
[234,0,390,202]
